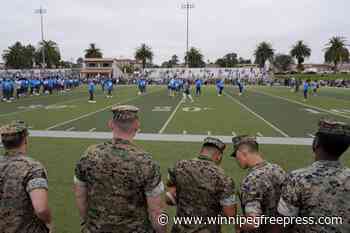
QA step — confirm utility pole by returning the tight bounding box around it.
[181,1,195,68]
[35,6,47,69]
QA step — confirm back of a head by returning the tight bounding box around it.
[315,119,350,159]
[111,105,140,134]
[316,132,350,158]
[0,121,28,151]
[113,118,137,133]
[2,132,26,150]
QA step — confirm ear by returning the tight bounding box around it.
[312,136,320,153]
[107,119,114,130]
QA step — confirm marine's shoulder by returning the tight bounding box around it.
[287,165,316,181]
[83,142,110,156]
[13,155,42,166]
[1,155,44,172]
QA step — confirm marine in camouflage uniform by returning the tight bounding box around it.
[277,119,350,233]
[74,105,165,233]
[167,137,237,233]
[231,136,286,233]
[0,121,50,233]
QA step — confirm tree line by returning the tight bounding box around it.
[2,36,349,72]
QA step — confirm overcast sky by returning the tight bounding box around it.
[1,0,349,64]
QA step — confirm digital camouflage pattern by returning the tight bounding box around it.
[75,138,162,233]
[231,135,258,157]
[0,120,28,140]
[203,137,226,153]
[0,151,49,233]
[111,105,139,121]
[240,161,286,233]
[318,119,350,136]
[168,156,236,233]
[278,160,350,233]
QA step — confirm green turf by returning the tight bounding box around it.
[1,85,350,232]
[0,86,163,129]
[251,86,350,114]
[165,86,279,136]
[1,137,349,233]
[55,88,182,133]
[2,85,348,137]
[225,87,350,137]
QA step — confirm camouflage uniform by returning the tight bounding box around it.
[74,105,164,233]
[232,136,286,233]
[278,120,350,233]
[167,137,236,233]
[0,121,49,233]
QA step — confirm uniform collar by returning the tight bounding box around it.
[248,160,268,173]
[4,150,25,157]
[313,160,342,168]
[197,154,215,162]
[112,138,132,145]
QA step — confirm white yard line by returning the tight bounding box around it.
[29,130,314,146]
[66,127,75,131]
[158,98,183,134]
[89,128,96,132]
[251,89,350,120]
[47,89,162,130]
[223,92,290,137]
[257,132,263,137]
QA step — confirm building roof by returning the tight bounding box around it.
[84,58,114,62]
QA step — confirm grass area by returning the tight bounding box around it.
[165,87,278,136]
[1,85,349,137]
[1,137,349,233]
[275,73,350,81]
[1,84,350,232]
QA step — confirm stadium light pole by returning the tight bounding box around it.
[181,1,195,68]
[35,6,47,69]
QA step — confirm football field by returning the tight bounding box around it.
[1,85,350,233]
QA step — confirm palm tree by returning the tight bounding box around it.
[324,36,349,72]
[36,40,61,68]
[135,43,154,69]
[254,42,274,68]
[84,43,103,58]
[290,40,311,72]
[185,47,206,68]
[2,42,35,69]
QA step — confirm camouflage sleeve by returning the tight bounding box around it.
[142,155,164,197]
[74,149,92,186]
[166,166,176,187]
[240,177,263,215]
[25,162,48,193]
[277,173,300,217]
[218,175,237,207]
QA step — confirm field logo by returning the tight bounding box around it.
[152,106,172,112]
[182,107,213,112]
